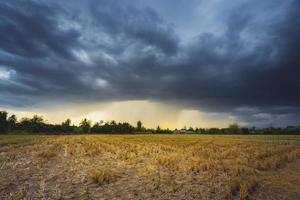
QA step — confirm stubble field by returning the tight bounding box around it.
[0,134,300,200]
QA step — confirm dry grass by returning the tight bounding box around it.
[90,169,120,185]
[0,134,299,199]
[38,147,58,160]
[226,176,258,200]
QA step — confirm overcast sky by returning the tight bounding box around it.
[0,0,300,128]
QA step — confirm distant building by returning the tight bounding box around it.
[174,129,194,134]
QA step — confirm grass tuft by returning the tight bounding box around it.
[226,176,258,200]
[90,169,120,185]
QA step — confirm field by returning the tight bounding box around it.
[0,134,300,200]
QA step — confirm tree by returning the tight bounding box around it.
[80,118,91,133]
[31,115,44,124]
[30,115,45,132]
[241,128,250,134]
[228,123,240,134]
[61,119,73,133]
[91,122,101,133]
[7,114,17,130]
[137,120,142,131]
[110,120,116,126]
[156,125,161,133]
[62,119,71,126]
[19,117,31,131]
[188,127,194,131]
[0,111,8,133]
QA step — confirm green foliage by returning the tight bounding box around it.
[62,119,71,126]
[91,121,135,133]
[229,123,240,134]
[156,126,161,133]
[80,118,91,133]
[0,110,300,135]
[137,120,142,131]
[61,119,73,132]
[7,114,17,130]
[0,111,8,133]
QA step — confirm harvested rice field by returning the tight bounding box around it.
[0,134,300,200]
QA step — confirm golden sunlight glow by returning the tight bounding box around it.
[1,100,237,129]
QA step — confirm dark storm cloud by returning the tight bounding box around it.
[89,0,179,55]
[1,0,300,126]
[0,1,81,59]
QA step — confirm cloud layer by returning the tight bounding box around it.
[0,0,300,127]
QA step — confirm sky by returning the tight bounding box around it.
[0,0,300,128]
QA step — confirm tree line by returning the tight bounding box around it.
[0,111,299,135]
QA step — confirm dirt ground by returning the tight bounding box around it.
[0,134,299,200]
